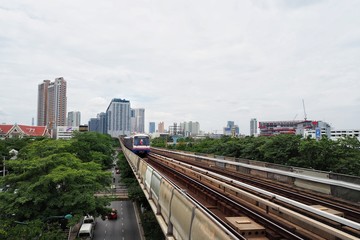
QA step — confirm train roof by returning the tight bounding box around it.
[131,133,149,137]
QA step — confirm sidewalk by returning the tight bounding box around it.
[133,201,146,240]
[68,222,81,240]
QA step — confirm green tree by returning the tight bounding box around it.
[18,139,71,159]
[259,134,301,165]
[69,132,114,168]
[0,153,111,240]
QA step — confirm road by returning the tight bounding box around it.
[93,201,141,240]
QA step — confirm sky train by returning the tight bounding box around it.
[123,134,150,155]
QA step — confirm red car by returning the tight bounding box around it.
[108,209,118,220]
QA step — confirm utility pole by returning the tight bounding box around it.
[2,156,5,177]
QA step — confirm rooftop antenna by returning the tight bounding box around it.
[302,99,307,121]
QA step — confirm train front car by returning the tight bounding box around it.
[132,134,150,156]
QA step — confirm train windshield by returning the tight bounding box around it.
[134,136,149,146]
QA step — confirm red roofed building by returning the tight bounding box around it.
[0,124,50,139]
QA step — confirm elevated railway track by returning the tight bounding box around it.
[151,148,360,221]
[120,138,360,240]
[147,149,360,240]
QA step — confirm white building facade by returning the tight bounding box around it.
[250,118,257,136]
[56,126,79,140]
[106,98,131,137]
[180,121,200,137]
[131,108,145,134]
[67,111,81,127]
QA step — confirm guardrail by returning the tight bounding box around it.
[121,142,237,240]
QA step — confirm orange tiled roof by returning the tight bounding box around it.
[0,124,48,137]
[0,125,13,134]
[18,125,47,136]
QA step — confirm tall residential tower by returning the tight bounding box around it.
[37,77,67,129]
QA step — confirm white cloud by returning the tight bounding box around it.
[0,0,359,133]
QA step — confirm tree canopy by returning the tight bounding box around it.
[0,132,115,239]
[153,135,360,176]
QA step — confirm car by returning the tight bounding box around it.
[108,209,117,220]
[78,223,94,239]
[83,215,96,229]
[115,168,120,174]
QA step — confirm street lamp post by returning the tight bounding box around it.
[2,156,5,177]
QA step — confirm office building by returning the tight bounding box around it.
[88,118,99,132]
[259,120,331,137]
[68,111,81,127]
[250,118,258,136]
[106,98,131,137]
[223,121,239,136]
[37,77,67,130]
[130,108,145,133]
[149,122,155,134]
[180,121,200,137]
[88,112,107,134]
[56,126,79,140]
[158,122,165,133]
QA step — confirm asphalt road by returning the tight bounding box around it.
[93,201,141,240]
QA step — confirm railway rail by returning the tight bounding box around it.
[147,151,360,240]
[151,148,360,223]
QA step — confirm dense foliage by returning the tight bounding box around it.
[0,132,115,239]
[152,135,360,176]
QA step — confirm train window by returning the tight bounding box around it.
[134,137,149,146]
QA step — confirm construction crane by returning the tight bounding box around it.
[302,99,307,121]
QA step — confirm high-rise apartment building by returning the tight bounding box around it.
[37,78,67,129]
[250,118,257,136]
[180,121,200,137]
[37,80,50,126]
[158,122,165,133]
[106,98,131,137]
[149,122,155,134]
[68,111,81,127]
[130,108,145,133]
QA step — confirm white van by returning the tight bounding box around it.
[78,223,94,239]
[83,215,96,229]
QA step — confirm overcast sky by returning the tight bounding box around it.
[1,0,359,134]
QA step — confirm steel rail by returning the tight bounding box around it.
[150,152,360,233]
[149,153,306,240]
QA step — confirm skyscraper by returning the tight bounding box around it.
[180,121,200,136]
[37,80,50,126]
[37,78,67,129]
[47,77,67,128]
[88,112,107,134]
[149,122,155,134]
[131,108,145,133]
[250,118,258,136]
[68,111,81,127]
[158,122,165,133]
[106,98,131,137]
